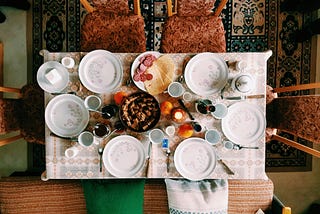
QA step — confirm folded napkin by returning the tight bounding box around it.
[81,179,145,214]
[165,179,228,214]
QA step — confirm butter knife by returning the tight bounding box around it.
[224,94,265,100]
[145,142,152,176]
[217,155,235,175]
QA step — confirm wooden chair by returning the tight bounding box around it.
[0,84,45,146]
[80,0,146,52]
[160,0,228,53]
[266,83,320,157]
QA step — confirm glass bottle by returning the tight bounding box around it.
[195,99,215,114]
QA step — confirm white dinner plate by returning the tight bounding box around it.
[131,51,161,91]
[79,50,123,93]
[45,94,89,137]
[37,61,69,93]
[103,135,146,177]
[184,53,228,95]
[221,102,265,144]
[174,137,217,181]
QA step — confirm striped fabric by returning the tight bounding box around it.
[0,177,86,214]
[0,177,273,214]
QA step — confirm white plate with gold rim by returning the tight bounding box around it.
[174,137,217,181]
[184,53,228,95]
[79,50,123,93]
[103,135,146,178]
[45,94,89,137]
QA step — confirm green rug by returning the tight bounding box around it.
[30,0,313,172]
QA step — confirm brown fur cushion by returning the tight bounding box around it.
[160,15,226,53]
[177,0,216,16]
[91,0,130,14]
[80,11,146,52]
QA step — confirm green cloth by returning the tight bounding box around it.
[81,179,145,214]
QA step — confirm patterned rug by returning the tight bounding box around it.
[30,0,313,172]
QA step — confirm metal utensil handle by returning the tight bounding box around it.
[218,159,235,175]
[242,146,260,149]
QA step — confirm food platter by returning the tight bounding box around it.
[184,52,228,95]
[174,137,217,181]
[131,51,175,95]
[45,94,89,137]
[103,135,146,177]
[221,102,265,144]
[78,50,123,93]
[37,61,69,93]
[131,51,161,92]
[119,92,161,132]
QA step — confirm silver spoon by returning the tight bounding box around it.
[98,147,103,172]
[88,108,112,118]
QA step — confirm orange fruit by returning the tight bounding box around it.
[114,91,127,105]
[177,123,194,138]
[160,101,173,115]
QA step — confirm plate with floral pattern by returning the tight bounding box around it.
[79,50,123,93]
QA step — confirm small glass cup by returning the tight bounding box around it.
[102,104,118,119]
[212,103,228,119]
[93,123,111,138]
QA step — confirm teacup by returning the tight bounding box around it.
[205,129,221,145]
[78,131,95,147]
[212,103,228,119]
[84,95,102,111]
[93,123,111,138]
[149,128,165,144]
[168,82,185,97]
[61,56,75,69]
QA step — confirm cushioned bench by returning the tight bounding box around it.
[0,176,287,214]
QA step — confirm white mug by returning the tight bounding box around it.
[168,82,185,97]
[84,95,102,111]
[205,129,221,145]
[78,131,94,147]
[149,128,165,144]
[212,103,228,119]
[61,56,75,68]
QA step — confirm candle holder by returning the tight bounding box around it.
[171,108,187,123]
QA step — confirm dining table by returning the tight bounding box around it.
[40,49,272,180]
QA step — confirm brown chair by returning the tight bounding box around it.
[0,83,45,146]
[80,0,146,52]
[160,0,227,53]
[266,83,320,157]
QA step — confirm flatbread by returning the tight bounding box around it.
[144,55,175,95]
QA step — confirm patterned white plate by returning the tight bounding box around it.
[103,135,146,178]
[184,52,228,95]
[79,50,123,93]
[174,137,217,181]
[221,102,265,145]
[45,94,89,137]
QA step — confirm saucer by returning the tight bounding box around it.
[37,61,69,93]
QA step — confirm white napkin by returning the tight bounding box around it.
[165,179,228,213]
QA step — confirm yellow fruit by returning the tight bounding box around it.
[160,101,173,115]
[114,91,127,105]
[178,123,193,138]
